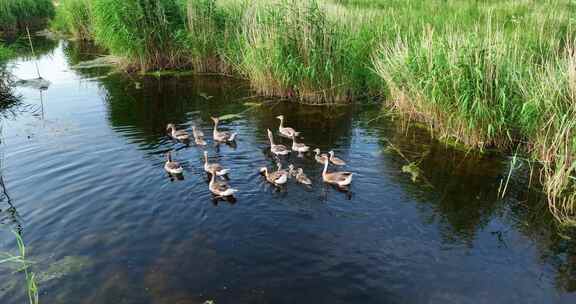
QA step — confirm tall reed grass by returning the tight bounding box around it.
[91,0,188,71]
[0,0,54,35]
[51,0,93,40]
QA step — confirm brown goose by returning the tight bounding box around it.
[164,152,183,175]
[322,159,353,187]
[328,150,346,166]
[211,117,237,143]
[208,168,237,197]
[276,115,299,138]
[166,123,190,142]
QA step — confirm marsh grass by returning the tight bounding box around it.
[0,0,54,35]
[51,0,93,41]
[91,0,189,71]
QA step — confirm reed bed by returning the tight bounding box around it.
[0,0,54,35]
[48,0,576,224]
[51,0,93,41]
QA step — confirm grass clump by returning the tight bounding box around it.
[0,0,55,36]
[0,43,13,62]
[91,0,188,71]
[51,0,93,40]
[182,0,244,73]
[371,0,576,224]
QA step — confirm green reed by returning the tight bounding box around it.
[51,0,93,41]
[0,0,54,35]
[0,231,39,304]
[90,0,188,71]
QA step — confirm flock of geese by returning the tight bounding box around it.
[164,115,353,199]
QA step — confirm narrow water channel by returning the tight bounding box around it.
[0,41,575,304]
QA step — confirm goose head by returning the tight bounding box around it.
[276,115,284,120]
[210,116,219,124]
[166,123,175,131]
[259,167,267,175]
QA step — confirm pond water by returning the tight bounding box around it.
[0,41,575,304]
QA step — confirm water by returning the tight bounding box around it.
[0,41,575,304]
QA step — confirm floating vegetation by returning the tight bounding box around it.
[13,78,51,90]
[35,255,94,284]
[218,113,243,121]
[402,163,421,183]
[71,55,120,69]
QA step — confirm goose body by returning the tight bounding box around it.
[209,169,237,197]
[260,166,289,186]
[313,148,329,165]
[276,115,299,138]
[288,165,312,185]
[267,129,290,156]
[291,134,309,153]
[166,124,190,142]
[211,117,237,143]
[329,150,346,166]
[322,159,353,187]
[164,152,183,175]
[203,151,230,176]
[192,125,207,146]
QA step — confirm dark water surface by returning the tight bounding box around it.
[1,41,575,304]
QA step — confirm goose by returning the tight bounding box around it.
[328,150,346,166]
[166,123,190,142]
[203,151,230,176]
[259,165,289,186]
[208,168,238,198]
[288,164,297,177]
[164,152,183,175]
[288,165,312,185]
[192,125,207,146]
[211,116,237,143]
[313,148,329,165]
[322,159,353,187]
[290,134,309,153]
[267,129,290,156]
[276,115,299,138]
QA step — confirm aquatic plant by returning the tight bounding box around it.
[371,0,576,224]
[0,0,54,35]
[91,0,188,71]
[0,231,39,304]
[51,0,93,41]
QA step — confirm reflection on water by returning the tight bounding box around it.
[0,40,575,303]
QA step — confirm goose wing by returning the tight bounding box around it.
[272,144,289,154]
[213,179,230,192]
[166,161,181,170]
[326,171,352,182]
[207,163,225,172]
[174,130,189,137]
